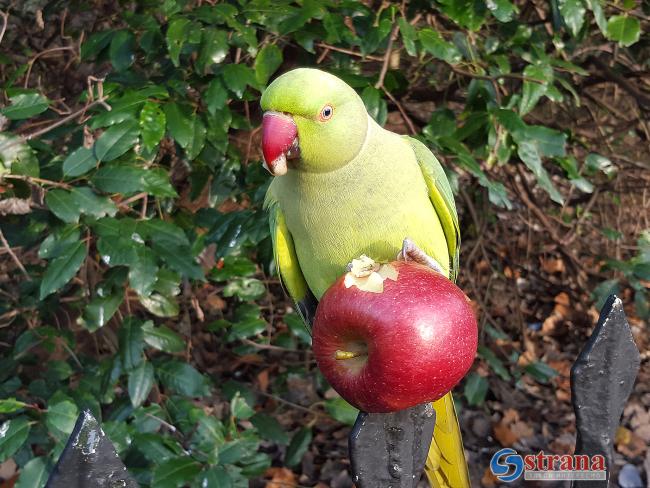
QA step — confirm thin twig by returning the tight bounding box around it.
[382,88,417,135]
[315,42,384,62]
[375,24,400,89]
[2,174,72,189]
[0,96,109,154]
[0,229,30,279]
[24,46,76,88]
[241,338,298,352]
[0,10,8,46]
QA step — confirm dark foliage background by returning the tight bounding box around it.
[0,0,648,486]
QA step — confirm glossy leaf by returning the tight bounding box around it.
[0,417,30,462]
[142,322,185,353]
[1,93,49,120]
[62,147,97,177]
[152,456,201,488]
[254,44,283,86]
[285,427,312,467]
[46,396,78,435]
[94,120,140,161]
[606,15,641,47]
[15,457,48,488]
[128,361,154,407]
[140,101,166,150]
[157,361,211,397]
[39,241,87,299]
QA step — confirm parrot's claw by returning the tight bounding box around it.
[398,237,445,275]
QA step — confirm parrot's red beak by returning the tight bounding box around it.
[262,111,299,176]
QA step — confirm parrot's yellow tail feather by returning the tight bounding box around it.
[424,392,470,488]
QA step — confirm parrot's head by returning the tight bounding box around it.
[260,68,369,175]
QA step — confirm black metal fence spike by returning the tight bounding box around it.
[349,402,436,488]
[45,410,139,488]
[570,295,641,488]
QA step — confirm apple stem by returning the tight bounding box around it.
[335,350,365,360]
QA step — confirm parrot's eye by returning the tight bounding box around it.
[319,105,333,121]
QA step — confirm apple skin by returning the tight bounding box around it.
[312,261,478,413]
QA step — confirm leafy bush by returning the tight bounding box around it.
[0,0,645,485]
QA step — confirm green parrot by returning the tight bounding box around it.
[260,68,469,488]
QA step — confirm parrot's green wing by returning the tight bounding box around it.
[404,136,460,281]
[405,137,469,488]
[265,194,318,327]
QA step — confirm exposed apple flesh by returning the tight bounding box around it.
[312,260,478,413]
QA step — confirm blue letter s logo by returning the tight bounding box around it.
[490,448,524,482]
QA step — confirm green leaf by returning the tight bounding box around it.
[197,28,228,75]
[46,189,80,223]
[464,372,488,406]
[519,64,552,115]
[185,118,206,160]
[109,30,136,71]
[1,92,49,120]
[606,15,641,47]
[119,317,144,371]
[153,456,201,488]
[284,313,311,345]
[129,247,158,297]
[478,345,511,381]
[524,361,558,383]
[92,165,144,194]
[142,168,177,197]
[142,322,185,353]
[164,102,194,148]
[585,153,616,177]
[438,0,487,30]
[157,361,211,397]
[15,457,48,488]
[40,241,87,299]
[487,0,517,22]
[223,277,266,300]
[94,120,140,162]
[204,79,228,116]
[516,140,563,204]
[230,392,254,419]
[81,30,114,60]
[0,133,39,176]
[325,397,359,426]
[250,413,289,445]
[209,256,256,281]
[285,427,312,467]
[418,29,462,64]
[71,187,118,219]
[586,0,607,34]
[398,18,418,56]
[255,44,283,86]
[166,18,192,67]
[559,0,586,36]
[62,147,97,177]
[152,243,203,280]
[140,102,166,150]
[46,397,78,435]
[0,417,30,462]
[222,64,257,98]
[0,398,27,414]
[128,361,154,407]
[80,293,123,332]
[360,86,387,126]
[139,293,179,317]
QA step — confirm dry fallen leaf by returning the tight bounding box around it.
[493,409,534,446]
[265,467,297,488]
[481,466,498,487]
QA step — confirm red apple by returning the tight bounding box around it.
[312,260,477,413]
